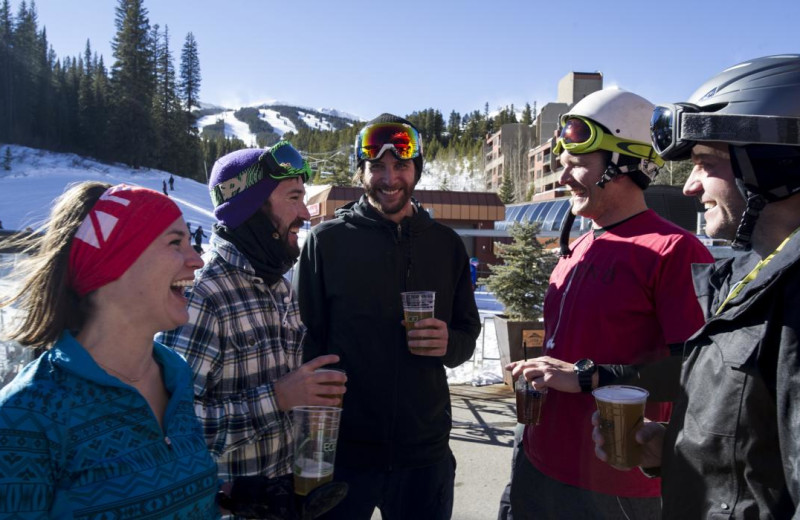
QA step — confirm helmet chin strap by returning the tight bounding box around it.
[561,152,656,256]
[561,153,630,256]
[595,152,621,188]
[559,207,576,257]
[730,146,766,251]
[732,192,766,251]
[596,152,650,188]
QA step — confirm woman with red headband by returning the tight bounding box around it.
[0,182,221,516]
[0,181,345,518]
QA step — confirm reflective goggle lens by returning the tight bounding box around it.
[552,117,600,156]
[261,141,311,181]
[650,106,675,155]
[356,123,421,161]
[560,117,594,146]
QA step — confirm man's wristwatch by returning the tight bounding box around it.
[573,358,597,393]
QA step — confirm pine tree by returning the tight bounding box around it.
[498,172,515,204]
[77,40,97,152]
[151,24,179,171]
[11,0,40,143]
[0,0,12,141]
[109,0,154,168]
[447,110,461,142]
[482,222,556,321]
[3,145,11,170]
[178,31,202,177]
[521,103,533,125]
[92,54,111,159]
[179,32,200,111]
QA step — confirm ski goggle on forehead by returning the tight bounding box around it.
[355,122,422,161]
[210,141,310,206]
[551,115,662,165]
[651,103,800,161]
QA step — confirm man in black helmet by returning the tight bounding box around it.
[296,113,481,519]
[593,54,800,518]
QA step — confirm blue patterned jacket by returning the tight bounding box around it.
[0,331,219,519]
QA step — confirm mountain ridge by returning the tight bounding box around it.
[194,101,361,147]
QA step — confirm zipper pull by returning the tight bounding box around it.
[164,436,172,448]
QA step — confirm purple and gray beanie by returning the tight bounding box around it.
[208,148,284,229]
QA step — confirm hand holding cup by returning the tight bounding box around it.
[274,355,346,411]
[401,291,448,356]
[592,411,666,470]
[314,368,347,408]
[592,385,662,470]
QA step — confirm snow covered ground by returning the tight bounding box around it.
[0,144,505,386]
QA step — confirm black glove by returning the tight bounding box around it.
[218,474,348,519]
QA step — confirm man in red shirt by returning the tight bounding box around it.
[505,88,713,519]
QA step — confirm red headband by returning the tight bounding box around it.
[68,184,182,297]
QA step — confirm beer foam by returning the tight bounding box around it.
[294,458,334,477]
[593,385,648,403]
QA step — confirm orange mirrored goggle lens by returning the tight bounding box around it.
[356,122,421,161]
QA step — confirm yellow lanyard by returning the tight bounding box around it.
[716,226,800,315]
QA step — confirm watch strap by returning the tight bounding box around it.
[578,370,594,393]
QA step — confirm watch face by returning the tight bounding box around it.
[575,358,595,372]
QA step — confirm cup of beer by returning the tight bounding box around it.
[315,368,346,408]
[592,385,649,468]
[291,406,341,496]
[514,374,546,425]
[401,291,435,355]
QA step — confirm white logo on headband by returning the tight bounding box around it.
[74,190,130,249]
[99,189,131,206]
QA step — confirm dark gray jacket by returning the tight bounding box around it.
[662,231,800,518]
[297,196,481,470]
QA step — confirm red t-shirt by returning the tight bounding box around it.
[524,210,713,497]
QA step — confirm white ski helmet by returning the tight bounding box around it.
[557,88,664,188]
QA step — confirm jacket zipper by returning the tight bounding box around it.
[389,221,407,470]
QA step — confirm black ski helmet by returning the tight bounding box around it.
[654,55,800,249]
[685,54,800,205]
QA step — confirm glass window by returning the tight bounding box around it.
[547,200,571,231]
[528,201,553,224]
[506,205,523,221]
[519,203,540,223]
[498,205,523,230]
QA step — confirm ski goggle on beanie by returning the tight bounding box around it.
[355,122,422,161]
[209,141,311,208]
[68,184,182,297]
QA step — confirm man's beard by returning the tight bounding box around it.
[365,182,413,216]
[279,217,305,260]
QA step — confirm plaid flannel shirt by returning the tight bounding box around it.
[157,233,305,481]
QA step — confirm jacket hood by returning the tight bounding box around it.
[333,195,435,233]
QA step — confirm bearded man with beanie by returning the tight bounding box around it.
[296,114,482,519]
[158,142,346,487]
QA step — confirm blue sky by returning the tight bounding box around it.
[29,0,800,121]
